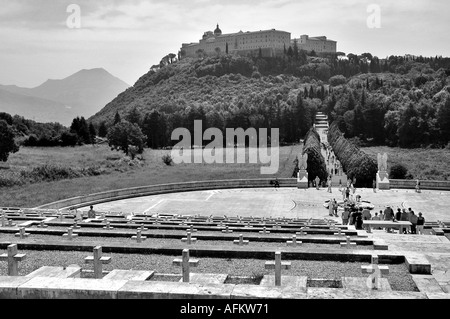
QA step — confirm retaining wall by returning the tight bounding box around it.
[390,179,450,191]
[36,178,298,210]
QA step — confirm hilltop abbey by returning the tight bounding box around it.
[180,24,337,59]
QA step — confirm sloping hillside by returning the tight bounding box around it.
[0,68,130,125]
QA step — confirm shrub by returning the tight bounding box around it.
[329,75,347,87]
[303,128,328,183]
[162,154,174,166]
[328,123,377,187]
[389,163,408,179]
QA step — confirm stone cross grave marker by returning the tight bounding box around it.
[101,213,106,219]
[273,222,281,230]
[259,227,270,234]
[138,224,148,231]
[37,221,48,228]
[84,246,111,279]
[103,222,114,230]
[334,228,343,237]
[245,222,253,228]
[287,235,302,247]
[0,244,27,276]
[222,226,233,233]
[132,230,147,243]
[186,225,197,233]
[1,214,6,227]
[234,234,249,246]
[181,232,197,245]
[361,255,390,290]
[340,236,357,248]
[297,227,307,237]
[173,249,199,283]
[8,219,16,227]
[73,220,81,229]
[15,227,30,239]
[62,227,78,240]
[265,252,291,286]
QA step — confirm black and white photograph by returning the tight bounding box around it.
[0,0,449,306]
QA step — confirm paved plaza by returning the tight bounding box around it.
[79,187,450,223]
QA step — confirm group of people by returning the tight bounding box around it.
[380,205,426,234]
[338,204,426,234]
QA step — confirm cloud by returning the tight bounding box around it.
[0,0,449,87]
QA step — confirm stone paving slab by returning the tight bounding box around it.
[260,275,307,290]
[341,277,392,291]
[411,275,444,294]
[230,284,306,299]
[306,288,427,299]
[184,273,228,285]
[404,253,432,274]
[118,281,235,299]
[425,293,450,299]
[103,269,154,281]
[17,277,128,299]
[25,266,81,279]
[0,276,33,299]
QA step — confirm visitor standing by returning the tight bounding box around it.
[333,199,338,217]
[373,179,377,193]
[87,206,96,219]
[395,208,402,222]
[383,206,394,232]
[342,207,350,225]
[409,211,418,234]
[327,177,332,193]
[401,209,410,234]
[415,179,421,193]
[329,199,334,217]
[355,208,363,230]
[315,176,320,190]
[417,213,426,235]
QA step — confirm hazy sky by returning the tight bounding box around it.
[1,0,449,88]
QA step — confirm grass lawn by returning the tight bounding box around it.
[0,144,301,208]
[362,146,450,181]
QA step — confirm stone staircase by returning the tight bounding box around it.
[314,112,348,187]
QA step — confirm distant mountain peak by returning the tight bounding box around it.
[0,67,130,125]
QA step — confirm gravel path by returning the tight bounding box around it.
[0,249,417,291]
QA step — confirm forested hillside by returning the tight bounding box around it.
[89,53,450,149]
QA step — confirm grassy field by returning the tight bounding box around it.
[362,146,450,181]
[0,144,301,208]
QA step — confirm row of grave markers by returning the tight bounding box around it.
[2,224,355,248]
[0,244,389,289]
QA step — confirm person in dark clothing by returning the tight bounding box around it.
[395,208,402,221]
[354,208,363,230]
[417,213,425,235]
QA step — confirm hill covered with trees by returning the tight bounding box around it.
[89,52,450,149]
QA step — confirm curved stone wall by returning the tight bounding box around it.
[36,178,450,211]
[36,178,298,210]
